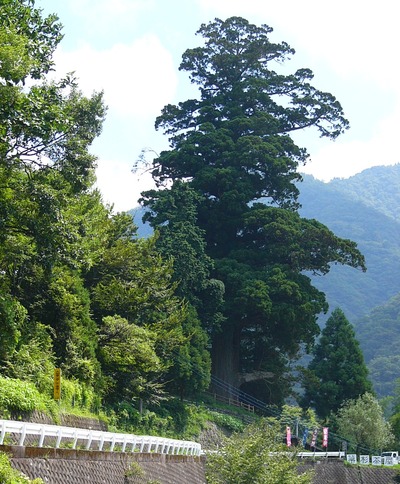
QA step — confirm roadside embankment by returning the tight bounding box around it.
[2,445,206,484]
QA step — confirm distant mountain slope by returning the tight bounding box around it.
[329,164,400,223]
[298,170,400,321]
[353,292,400,397]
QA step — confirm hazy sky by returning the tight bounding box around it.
[37,0,399,211]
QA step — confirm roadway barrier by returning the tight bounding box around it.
[0,419,202,456]
[297,451,345,459]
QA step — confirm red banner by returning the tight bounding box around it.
[286,426,291,447]
[323,427,328,448]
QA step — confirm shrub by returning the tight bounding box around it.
[0,452,44,483]
[0,377,54,418]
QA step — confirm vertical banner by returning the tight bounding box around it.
[310,428,318,449]
[54,368,61,400]
[286,426,291,447]
[322,427,329,448]
[302,428,309,447]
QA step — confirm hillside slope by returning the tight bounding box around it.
[298,168,400,321]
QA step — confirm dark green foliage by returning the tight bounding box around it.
[302,308,373,418]
[141,181,224,333]
[0,0,214,414]
[98,315,161,404]
[87,232,211,402]
[140,17,365,402]
[163,304,211,399]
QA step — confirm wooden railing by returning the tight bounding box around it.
[0,419,202,456]
[208,393,255,413]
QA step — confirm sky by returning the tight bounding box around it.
[37,0,400,212]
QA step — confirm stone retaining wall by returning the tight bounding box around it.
[2,445,206,484]
[301,459,398,484]
[4,444,399,483]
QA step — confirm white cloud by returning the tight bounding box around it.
[302,100,400,181]
[67,0,155,20]
[196,0,400,89]
[53,35,178,117]
[96,157,155,211]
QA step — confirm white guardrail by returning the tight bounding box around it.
[0,419,202,456]
[297,451,346,459]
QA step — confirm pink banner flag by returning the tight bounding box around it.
[322,427,328,448]
[286,426,291,447]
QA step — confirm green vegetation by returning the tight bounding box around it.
[355,293,400,398]
[298,171,400,323]
[1,7,397,481]
[206,419,313,484]
[302,308,373,418]
[336,393,394,453]
[0,452,43,484]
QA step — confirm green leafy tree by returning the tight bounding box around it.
[4,323,55,394]
[140,17,365,402]
[163,304,211,400]
[302,308,373,418]
[87,230,211,400]
[0,1,108,389]
[98,315,162,404]
[142,181,224,333]
[206,419,313,484]
[336,392,394,453]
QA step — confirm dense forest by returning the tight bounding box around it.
[2,4,399,460]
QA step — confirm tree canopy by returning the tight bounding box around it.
[0,0,211,410]
[336,393,394,453]
[206,418,313,484]
[140,16,366,403]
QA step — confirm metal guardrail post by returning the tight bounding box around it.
[19,424,26,446]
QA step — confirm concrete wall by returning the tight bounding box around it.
[4,443,399,483]
[2,446,206,484]
[300,459,398,484]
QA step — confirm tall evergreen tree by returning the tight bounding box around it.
[140,17,365,403]
[302,308,373,418]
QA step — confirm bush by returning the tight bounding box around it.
[206,419,313,484]
[0,377,56,418]
[209,412,245,433]
[0,452,44,483]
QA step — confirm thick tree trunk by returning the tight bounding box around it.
[211,324,241,398]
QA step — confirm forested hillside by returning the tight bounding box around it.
[298,167,400,321]
[354,293,400,397]
[298,167,400,397]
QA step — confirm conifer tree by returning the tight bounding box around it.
[140,17,366,402]
[302,308,373,418]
